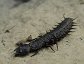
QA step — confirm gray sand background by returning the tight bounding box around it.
[0,0,84,64]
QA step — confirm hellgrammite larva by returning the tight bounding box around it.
[14,16,77,57]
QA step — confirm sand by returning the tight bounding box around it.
[0,0,84,64]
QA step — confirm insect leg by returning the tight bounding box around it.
[56,43,58,51]
[49,46,55,52]
[31,51,38,57]
[52,39,58,51]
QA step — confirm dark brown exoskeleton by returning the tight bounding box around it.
[14,17,77,57]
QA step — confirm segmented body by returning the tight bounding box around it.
[14,17,75,57]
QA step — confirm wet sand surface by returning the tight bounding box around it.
[0,0,84,64]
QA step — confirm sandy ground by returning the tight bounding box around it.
[0,0,84,64]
